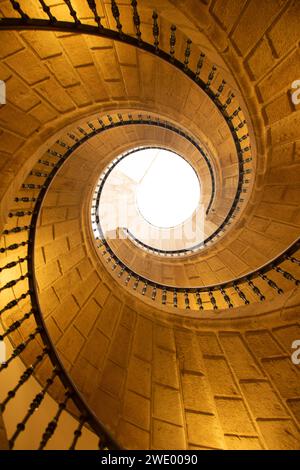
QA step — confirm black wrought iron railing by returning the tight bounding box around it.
[74,113,249,258]
[89,121,218,257]
[95,233,300,310]
[0,0,255,252]
[90,117,243,256]
[0,0,297,452]
[0,131,122,449]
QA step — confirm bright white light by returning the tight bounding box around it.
[117,148,159,183]
[119,148,200,228]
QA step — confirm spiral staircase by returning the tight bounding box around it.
[0,0,300,450]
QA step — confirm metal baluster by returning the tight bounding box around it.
[3,225,30,235]
[152,11,159,52]
[87,0,103,28]
[9,368,58,449]
[38,1,56,22]
[0,348,47,412]
[111,259,119,271]
[15,197,36,203]
[173,289,178,308]
[228,106,241,121]
[118,265,126,277]
[234,120,247,132]
[240,146,251,154]
[259,273,283,294]
[88,122,96,131]
[220,287,233,308]
[195,52,205,81]
[247,279,265,301]
[98,436,109,450]
[9,0,29,20]
[222,92,235,110]
[215,79,226,99]
[241,169,252,177]
[0,328,41,373]
[238,133,249,142]
[0,310,33,341]
[45,151,64,163]
[274,266,299,286]
[131,1,142,42]
[38,159,56,168]
[151,285,157,301]
[142,282,147,296]
[69,415,87,450]
[96,239,103,249]
[133,276,139,290]
[96,237,104,247]
[0,256,28,273]
[233,283,250,304]
[0,241,29,254]
[162,288,167,305]
[184,290,190,309]
[8,211,32,218]
[205,65,217,89]
[287,255,300,266]
[38,391,72,450]
[67,133,79,143]
[184,39,192,70]
[196,290,204,310]
[77,126,88,136]
[98,118,106,129]
[22,183,44,190]
[111,1,123,35]
[0,273,29,292]
[0,291,30,316]
[30,170,49,177]
[169,25,176,62]
[64,0,81,25]
[56,140,71,150]
[125,272,132,286]
[208,290,218,309]
[242,177,250,185]
[49,149,65,159]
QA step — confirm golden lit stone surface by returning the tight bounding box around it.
[0,0,299,451]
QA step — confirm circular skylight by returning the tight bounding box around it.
[117,148,200,228]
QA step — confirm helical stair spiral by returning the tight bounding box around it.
[0,0,300,451]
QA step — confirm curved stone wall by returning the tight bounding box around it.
[0,0,299,451]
